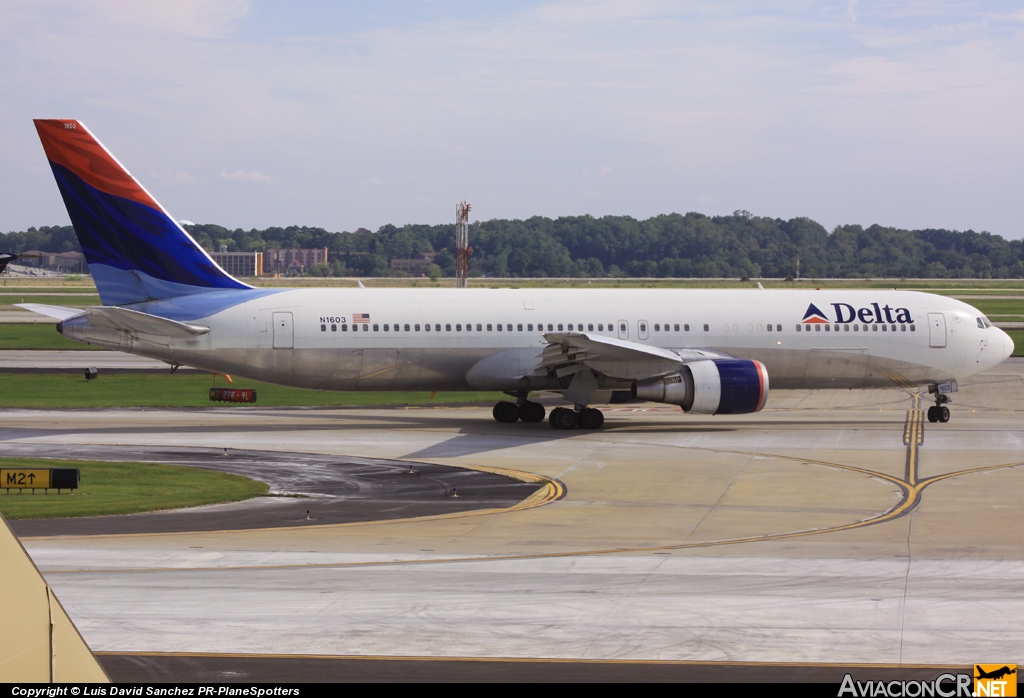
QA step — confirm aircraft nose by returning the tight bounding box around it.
[1001,328,1015,361]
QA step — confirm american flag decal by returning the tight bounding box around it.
[353,313,370,323]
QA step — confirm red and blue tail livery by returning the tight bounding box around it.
[34,119,250,306]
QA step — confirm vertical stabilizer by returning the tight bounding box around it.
[33,119,250,305]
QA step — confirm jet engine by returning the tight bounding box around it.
[631,359,769,414]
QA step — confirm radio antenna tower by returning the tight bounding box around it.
[455,201,472,289]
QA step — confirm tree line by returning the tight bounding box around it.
[4,211,1024,278]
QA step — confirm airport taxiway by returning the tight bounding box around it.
[3,360,1024,675]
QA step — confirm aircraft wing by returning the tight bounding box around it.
[82,307,210,337]
[15,303,85,321]
[541,331,730,380]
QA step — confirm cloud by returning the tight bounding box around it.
[220,170,272,183]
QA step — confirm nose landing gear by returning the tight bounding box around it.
[926,394,951,423]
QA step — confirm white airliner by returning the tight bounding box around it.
[16,120,1014,429]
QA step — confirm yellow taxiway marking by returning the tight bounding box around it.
[33,392,1024,575]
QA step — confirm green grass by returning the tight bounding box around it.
[0,457,268,520]
[1006,330,1024,356]
[0,372,505,408]
[0,323,100,350]
[967,299,1024,318]
[0,294,99,306]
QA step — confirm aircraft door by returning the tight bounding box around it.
[638,320,649,340]
[618,320,629,339]
[273,312,294,349]
[928,312,946,348]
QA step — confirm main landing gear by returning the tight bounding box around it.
[926,394,951,423]
[549,406,604,430]
[491,397,605,430]
[492,399,546,424]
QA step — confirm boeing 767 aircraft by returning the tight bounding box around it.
[16,120,1014,429]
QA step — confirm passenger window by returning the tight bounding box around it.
[796,325,802,332]
[456,324,462,331]
[598,324,603,331]
[321,324,327,332]
[640,322,647,332]
[527,324,533,331]
[815,325,821,332]
[403,324,409,331]
[342,324,348,332]
[424,324,430,331]
[415,324,421,331]
[882,325,887,332]
[487,324,493,331]
[673,324,679,331]
[901,325,906,332]
[476,324,482,331]
[435,324,441,332]
[872,325,878,332]
[507,324,512,331]
[588,324,593,331]
[703,324,709,331]
[446,324,451,331]
[620,323,626,332]
[910,325,916,331]
[825,325,830,332]
[891,324,896,332]
[766,324,772,332]
[330,324,335,332]
[844,325,849,331]
[558,324,563,331]
[518,324,523,331]
[776,324,781,332]
[496,324,501,331]
[654,324,660,331]
[383,324,389,331]
[547,324,553,331]
[373,324,379,331]
[684,324,689,332]
[853,325,859,332]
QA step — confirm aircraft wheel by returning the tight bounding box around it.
[492,401,520,423]
[578,407,604,430]
[937,405,950,423]
[549,407,578,430]
[520,401,546,423]
[927,406,939,423]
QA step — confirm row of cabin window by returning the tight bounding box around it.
[795,323,916,332]
[317,321,790,333]
[324,322,627,333]
[320,322,789,334]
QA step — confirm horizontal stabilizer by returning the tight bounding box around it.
[83,307,209,337]
[15,303,85,321]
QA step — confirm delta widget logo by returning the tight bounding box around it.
[802,303,830,324]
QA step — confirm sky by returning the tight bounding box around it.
[2,1,1023,238]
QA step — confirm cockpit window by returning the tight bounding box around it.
[977,317,991,329]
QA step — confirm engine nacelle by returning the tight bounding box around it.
[631,359,769,414]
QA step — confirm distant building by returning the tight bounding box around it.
[263,248,329,275]
[390,252,437,275]
[18,250,87,274]
[210,251,263,277]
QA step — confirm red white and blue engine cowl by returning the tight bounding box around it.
[631,359,769,414]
